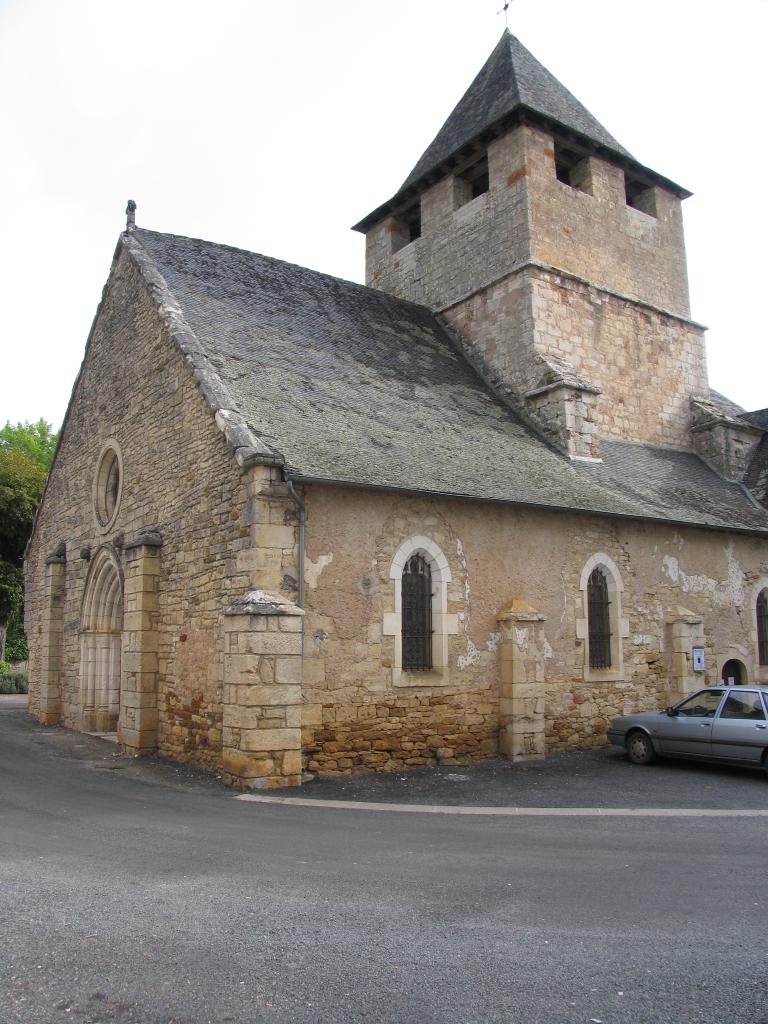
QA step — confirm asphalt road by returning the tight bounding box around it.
[2,697,767,1024]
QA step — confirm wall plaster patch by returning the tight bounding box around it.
[661,544,746,608]
[485,630,502,653]
[305,552,333,590]
[457,639,482,670]
[514,627,530,651]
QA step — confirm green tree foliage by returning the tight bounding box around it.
[0,560,25,664]
[5,611,28,662]
[0,420,58,661]
[0,447,47,564]
[0,418,58,470]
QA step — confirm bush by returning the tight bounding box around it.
[0,660,11,674]
[0,671,27,694]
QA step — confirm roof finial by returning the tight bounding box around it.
[125,199,137,230]
[497,0,513,29]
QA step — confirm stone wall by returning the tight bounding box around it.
[365,123,690,320]
[522,125,690,319]
[441,265,708,449]
[298,485,768,773]
[364,128,530,310]
[25,245,296,773]
[364,122,703,452]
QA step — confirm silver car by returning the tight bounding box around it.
[607,686,768,777]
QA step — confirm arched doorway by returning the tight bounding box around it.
[721,658,747,686]
[80,548,123,733]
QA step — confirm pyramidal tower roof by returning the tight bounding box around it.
[402,31,632,189]
[354,31,688,232]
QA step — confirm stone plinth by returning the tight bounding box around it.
[119,532,161,754]
[497,598,546,762]
[222,591,304,789]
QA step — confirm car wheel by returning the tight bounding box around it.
[626,730,656,766]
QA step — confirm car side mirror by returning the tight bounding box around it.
[665,706,678,717]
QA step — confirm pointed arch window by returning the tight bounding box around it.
[402,553,433,671]
[578,554,626,681]
[383,535,459,686]
[587,567,612,669]
[758,589,768,667]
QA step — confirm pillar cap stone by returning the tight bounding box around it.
[665,605,703,625]
[496,597,545,622]
[124,529,163,550]
[225,590,304,617]
[45,541,66,565]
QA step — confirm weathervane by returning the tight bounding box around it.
[497,0,514,29]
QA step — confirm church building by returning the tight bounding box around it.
[25,32,768,787]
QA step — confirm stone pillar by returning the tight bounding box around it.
[222,591,303,789]
[238,466,299,596]
[496,599,547,762]
[665,605,705,703]
[38,546,66,725]
[119,531,161,754]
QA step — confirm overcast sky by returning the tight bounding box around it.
[2,0,766,431]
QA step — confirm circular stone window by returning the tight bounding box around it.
[94,444,123,531]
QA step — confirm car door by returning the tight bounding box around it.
[710,690,768,763]
[656,689,724,758]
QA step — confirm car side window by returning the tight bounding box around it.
[720,692,766,721]
[675,690,724,718]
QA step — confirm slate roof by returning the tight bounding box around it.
[123,228,768,535]
[354,31,689,232]
[743,408,768,429]
[745,436,768,507]
[576,442,768,533]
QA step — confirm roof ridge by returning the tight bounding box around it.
[123,230,284,469]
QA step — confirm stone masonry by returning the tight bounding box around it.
[297,487,768,773]
[23,34,768,788]
[222,591,303,789]
[25,247,298,776]
[364,123,708,455]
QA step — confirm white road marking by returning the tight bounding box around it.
[235,795,768,817]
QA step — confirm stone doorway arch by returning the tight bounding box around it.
[80,547,123,733]
[721,658,747,686]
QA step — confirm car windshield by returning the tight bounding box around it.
[675,690,724,718]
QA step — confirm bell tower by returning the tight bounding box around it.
[354,32,709,460]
